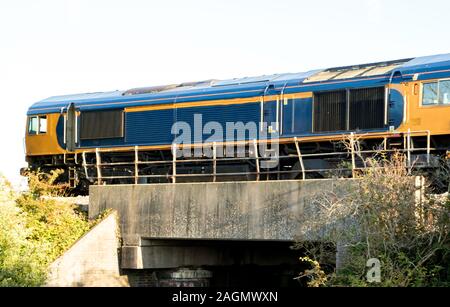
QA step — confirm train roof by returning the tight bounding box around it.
[27,53,450,115]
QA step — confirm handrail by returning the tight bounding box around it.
[74,130,433,185]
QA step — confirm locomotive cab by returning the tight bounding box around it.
[26,114,49,155]
[24,112,65,168]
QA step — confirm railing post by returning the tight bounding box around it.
[95,148,102,185]
[407,129,412,169]
[253,139,260,181]
[213,142,217,182]
[294,137,306,180]
[350,132,356,178]
[172,143,177,183]
[403,133,407,167]
[426,130,431,165]
[134,146,139,185]
[82,151,89,180]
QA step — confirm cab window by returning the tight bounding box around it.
[28,115,47,135]
[422,80,450,105]
[39,116,47,133]
[28,116,38,135]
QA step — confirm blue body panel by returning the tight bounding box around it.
[126,109,174,145]
[395,54,450,76]
[39,53,450,151]
[175,102,261,143]
[389,89,404,128]
[281,98,313,136]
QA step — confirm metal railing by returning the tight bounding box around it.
[75,130,432,185]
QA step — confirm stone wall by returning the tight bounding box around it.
[46,210,129,287]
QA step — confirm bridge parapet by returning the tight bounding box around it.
[89,179,355,244]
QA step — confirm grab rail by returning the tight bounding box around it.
[77,130,432,185]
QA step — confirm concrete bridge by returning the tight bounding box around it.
[86,179,359,286]
[46,177,423,286]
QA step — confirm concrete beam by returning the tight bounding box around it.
[89,180,353,244]
[120,239,301,269]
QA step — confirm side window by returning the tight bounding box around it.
[439,80,450,104]
[28,115,47,135]
[422,82,438,105]
[39,116,47,133]
[28,116,38,135]
[422,80,450,105]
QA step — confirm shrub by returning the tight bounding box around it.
[0,172,92,286]
[294,154,450,287]
[0,177,46,286]
[24,169,70,197]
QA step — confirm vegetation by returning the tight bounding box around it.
[0,170,92,286]
[294,154,450,287]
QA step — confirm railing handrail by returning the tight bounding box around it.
[76,130,432,185]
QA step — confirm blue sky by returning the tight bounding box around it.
[1,0,450,186]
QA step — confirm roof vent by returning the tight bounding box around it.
[303,58,412,83]
[122,84,178,96]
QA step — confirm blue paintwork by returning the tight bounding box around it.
[395,53,450,76]
[56,116,64,148]
[126,109,174,145]
[35,53,450,151]
[281,98,313,136]
[388,89,404,128]
[174,102,261,143]
[27,53,450,116]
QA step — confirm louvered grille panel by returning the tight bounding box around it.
[313,87,385,133]
[80,110,124,140]
[313,91,347,132]
[349,87,385,130]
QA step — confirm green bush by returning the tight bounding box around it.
[15,195,91,265]
[0,173,91,287]
[0,178,46,286]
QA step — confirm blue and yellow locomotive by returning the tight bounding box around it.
[24,54,450,193]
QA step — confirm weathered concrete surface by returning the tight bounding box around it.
[89,180,356,269]
[89,180,353,243]
[46,211,129,287]
[122,239,302,269]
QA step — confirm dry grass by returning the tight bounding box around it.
[294,153,449,287]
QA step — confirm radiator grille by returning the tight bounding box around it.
[313,87,385,132]
[313,91,347,132]
[349,87,385,130]
[80,110,124,140]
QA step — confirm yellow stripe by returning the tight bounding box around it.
[282,92,313,100]
[125,92,312,112]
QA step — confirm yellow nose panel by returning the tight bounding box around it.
[25,113,65,156]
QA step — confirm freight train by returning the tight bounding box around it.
[24,54,450,194]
